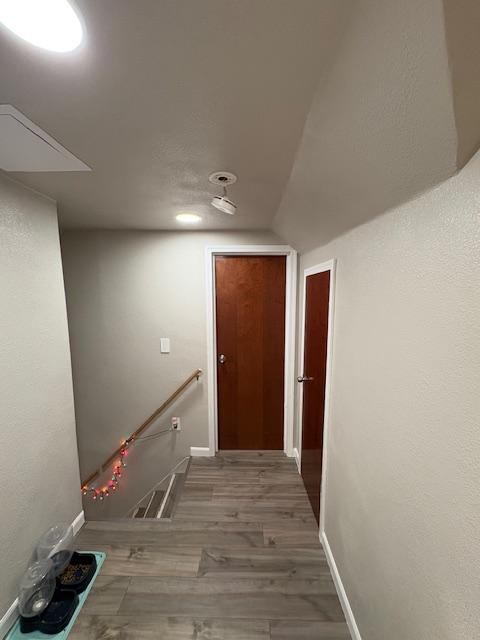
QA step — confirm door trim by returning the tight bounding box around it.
[297,259,336,535]
[205,245,297,456]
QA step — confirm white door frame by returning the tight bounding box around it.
[297,258,336,535]
[204,245,297,457]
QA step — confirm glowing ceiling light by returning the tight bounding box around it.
[176,213,202,224]
[0,0,83,52]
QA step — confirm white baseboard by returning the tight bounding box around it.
[72,510,85,535]
[0,510,85,639]
[293,447,301,473]
[321,530,362,640]
[0,598,18,640]
[190,446,214,457]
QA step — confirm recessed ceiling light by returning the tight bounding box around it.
[176,213,202,224]
[0,0,83,52]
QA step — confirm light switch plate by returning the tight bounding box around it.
[160,338,170,353]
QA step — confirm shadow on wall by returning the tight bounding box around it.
[442,0,480,168]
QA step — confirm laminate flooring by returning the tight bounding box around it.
[70,451,350,639]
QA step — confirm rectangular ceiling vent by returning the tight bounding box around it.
[0,105,90,172]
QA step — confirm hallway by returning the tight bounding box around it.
[70,452,349,639]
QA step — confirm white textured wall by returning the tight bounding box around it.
[0,175,81,623]
[274,0,458,250]
[295,152,480,639]
[60,230,284,518]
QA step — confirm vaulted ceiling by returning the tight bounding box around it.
[274,0,480,250]
[1,0,479,246]
[0,0,349,230]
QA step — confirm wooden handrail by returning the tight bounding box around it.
[81,368,202,488]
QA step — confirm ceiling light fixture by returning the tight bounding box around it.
[211,190,237,216]
[209,171,237,216]
[0,0,83,52]
[176,213,202,224]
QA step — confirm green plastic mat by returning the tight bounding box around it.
[6,552,105,639]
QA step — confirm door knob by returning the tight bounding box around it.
[218,354,226,364]
[297,375,314,383]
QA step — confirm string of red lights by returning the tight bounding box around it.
[81,438,131,501]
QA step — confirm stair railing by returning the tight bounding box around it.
[128,454,191,519]
[80,368,202,491]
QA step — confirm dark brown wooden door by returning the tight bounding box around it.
[300,270,330,523]
[215,255,286,450]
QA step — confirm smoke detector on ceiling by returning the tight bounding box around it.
[209,171,237,215]
[211,194,237,215]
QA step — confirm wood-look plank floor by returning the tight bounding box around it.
[70,451,349,639]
